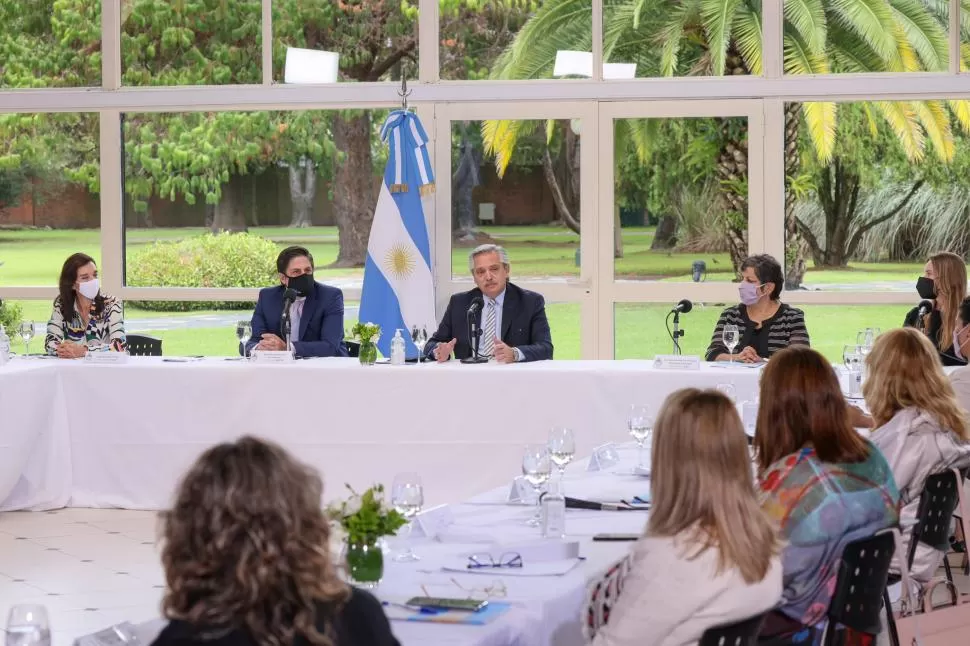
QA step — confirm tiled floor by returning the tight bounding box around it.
[0,509,164,646]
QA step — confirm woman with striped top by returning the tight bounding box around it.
[705,254,809,362]
[45,252,127,358]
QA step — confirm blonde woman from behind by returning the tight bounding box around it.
[590,389,782,646]
[864,327,970,583]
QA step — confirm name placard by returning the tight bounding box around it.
[653,355,701,370]
[83,352,128,365]
[587,442,621,472]
[252,350,294,364]
[507,476,538,504]
[411,504,454,540]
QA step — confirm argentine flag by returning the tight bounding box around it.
[358,110,436,358]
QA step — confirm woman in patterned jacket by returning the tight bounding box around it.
[45,252,126,357]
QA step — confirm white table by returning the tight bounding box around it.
[1,357,764,511]
[128,444,654,646]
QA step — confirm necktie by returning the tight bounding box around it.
[480,300,497,358]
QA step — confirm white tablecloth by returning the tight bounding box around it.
[1,357,763,512]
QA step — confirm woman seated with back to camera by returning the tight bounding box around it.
[706,254,809,363]
[591,388,782,646]
[755,347,899,644]
[864,327,970,584]
[150,436,400,646]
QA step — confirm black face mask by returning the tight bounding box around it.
[916,276,936,300]
[286,273,315,297]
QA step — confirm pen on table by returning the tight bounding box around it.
[381,601,440,615]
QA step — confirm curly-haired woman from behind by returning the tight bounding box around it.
[150,436,400,646]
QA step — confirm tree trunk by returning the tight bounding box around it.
[784,102,808,289]
[614,206,624,259]
[715,122,748,273]
[210,179,247,233]
[651,215,678,250]
[331,112,376,267]
[453,123,480,238]
[288,159,316,228]
[205,203,215,228]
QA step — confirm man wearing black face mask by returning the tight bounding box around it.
[242,246,348,358]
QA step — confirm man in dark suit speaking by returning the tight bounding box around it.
[243,246,348,358]
[426,244,553,363]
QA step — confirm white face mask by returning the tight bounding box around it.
[77,278,100,300]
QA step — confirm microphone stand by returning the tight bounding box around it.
[460,308,488,364]
[671,311,684,355]
[281,298,295,352]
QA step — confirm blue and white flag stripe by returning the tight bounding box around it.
[358,111,436,359]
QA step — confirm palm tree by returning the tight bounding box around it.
[485,0,969,286]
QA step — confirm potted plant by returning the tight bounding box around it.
[351,321,381,366]
[327,484,406,588]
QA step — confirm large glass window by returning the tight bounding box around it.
[0,1,101,88]
[273,0,417,83]
[0,113,100,287]
[612,117,749,283]
[122,0,262,86]
[783,99,970,294]
[782,0,949,75]
[450,118,581,280]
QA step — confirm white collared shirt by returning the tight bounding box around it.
[482,289,524,362]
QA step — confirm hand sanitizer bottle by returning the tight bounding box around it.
[541,479,566,539]
[0,324,10,366]
[390,329,406,365]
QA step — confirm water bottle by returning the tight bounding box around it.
[0,324,10,366]
[390,329,406,365]
[541,480,566,539]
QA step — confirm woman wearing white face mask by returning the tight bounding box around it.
[705,255,810,363]
[44,252,127,358]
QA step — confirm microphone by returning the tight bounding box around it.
[539,493,648,511]
[671,299,693,314]
[917,299,933,318]
[467,296,484,317]
[283,288,299,304]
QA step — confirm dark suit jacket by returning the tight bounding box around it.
[425,282,553,362]
[243,282,348,358]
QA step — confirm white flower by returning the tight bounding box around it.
[370,334,380,343]
[344,495,362,517]
[353,334,361,342]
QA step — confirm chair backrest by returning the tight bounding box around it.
[909,470,960,563]
[582,556,632,642]
[346,340,360,358]
[699,613,766,646]
[826,531,895,638]
[126,334,162,357]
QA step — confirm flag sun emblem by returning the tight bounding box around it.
[384,244,416,279]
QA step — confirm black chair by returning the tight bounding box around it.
[884,470,963,645]
[126,334,162,356]
[346,340,360,358]
[700,613,766,646]
[825,531,896,646]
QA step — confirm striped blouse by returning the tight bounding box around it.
[45,295,127,354]
[705,303,810,361]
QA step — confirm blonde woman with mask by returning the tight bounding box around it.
[865,327,970,583]
[904,251,967,366]
[590,389,782,646]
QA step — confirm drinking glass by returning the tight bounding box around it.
[547,427,576,482]
[723,324,740,363]
[521,444,551,527]
[5,605,50,646]
[17,321,35,357]
[627,405,654,470]
[857,327,881,351]
[235,321,252,359]
[716,383,738,403]
[843,344,862,395]
[391,472,424,562]
[411,325,428,363]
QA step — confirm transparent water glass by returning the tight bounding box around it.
[391,472,424,562]
[547,427,576,481]
[521,444,551,527]
[716,383,738,403]
[411,325,428,363]
[235,320,252,359]
[5,605,50,646]
[723,324,740,363]
[17,321,35,357]
[627,405,654,469]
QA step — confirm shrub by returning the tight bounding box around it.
[0,299,23,333]
[127,232,277,311]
